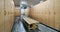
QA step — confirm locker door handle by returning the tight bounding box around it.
[54,12,56,15]
[0,12,1,14]
[4,10,6,15]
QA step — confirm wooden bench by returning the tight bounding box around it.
[23,16,39,24]
[23,16,40,31]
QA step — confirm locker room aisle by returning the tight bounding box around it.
[11,17,57,32]
[0,0,60,32]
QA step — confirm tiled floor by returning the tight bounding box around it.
[11,17,58,32]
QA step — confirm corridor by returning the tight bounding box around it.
[0,0,60,32]
[11,17,57,32]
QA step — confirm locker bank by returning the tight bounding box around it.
[0,0,60,32]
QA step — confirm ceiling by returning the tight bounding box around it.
[13,0,46,7]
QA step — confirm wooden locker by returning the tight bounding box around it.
[40,0,49,25]
[14,7,20,16]
[30,4,40,21]
[48,0,55,28]
[55,15,60,30]
[55,0,60,30]
[45,1,50,25]
[43,1,48,25]
[39,3,44,23]
[4,0,15,32]
[38,3,44,22]
[38,4,43,22]
[46,10,50,26]
[0,0,4,32]
[44,0,50,26]
[49,13,55,28]
[30,7,35,19]
[36,3,42,22]
[45,1,50,26]
[29,0,60,30]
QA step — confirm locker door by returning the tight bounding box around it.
[0,0,5,32]
[55,0,60,30]
[39,3,44,23]
[49,0,55,28]
[43,1,49,25]
[4,0,15,32]
[45,1,50,26]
